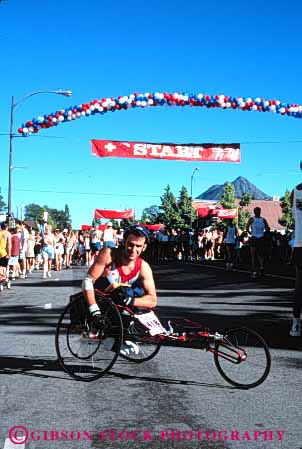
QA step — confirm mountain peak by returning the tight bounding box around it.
[196,177,272,201]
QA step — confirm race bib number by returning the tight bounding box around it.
[134,311,166,336]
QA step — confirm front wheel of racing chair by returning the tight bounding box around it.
[55,291,123,381]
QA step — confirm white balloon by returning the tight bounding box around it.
[148,99,154,105]
[141,101,147,107]
[252,105,258,111]
[52,117,57,123]
[37,116,44,123]
[58,116,64,121]
[264,100,269,107]
[280,108,286,114]
[22,127,29,133]
[197,93,204,100]
[225,102,231,108]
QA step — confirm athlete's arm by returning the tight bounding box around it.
[134,260,157,308]
[83,247,112,306]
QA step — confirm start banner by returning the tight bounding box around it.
[91,140,240,163]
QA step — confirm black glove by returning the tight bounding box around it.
[111,286,136,307]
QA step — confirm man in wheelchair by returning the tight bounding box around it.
[82,225,157,355]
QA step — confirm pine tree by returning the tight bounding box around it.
[178,185,195,228]
[279,190,294,229]
[238,192,252,230]
[160,185,183,227]
[220,182,236,209]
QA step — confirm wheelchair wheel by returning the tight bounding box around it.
[55,294,123,381]
[213,327,271,389]
[119,313,162,363]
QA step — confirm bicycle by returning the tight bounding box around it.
[55,289,271,388]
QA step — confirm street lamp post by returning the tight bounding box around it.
[7,89,72,227]
[190,167,200,229]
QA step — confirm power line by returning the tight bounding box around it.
[1,187,160,198]
[1,132,302,145]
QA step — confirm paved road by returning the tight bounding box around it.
[0,262,301,449]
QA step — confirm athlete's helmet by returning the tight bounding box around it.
[123,225,150,244]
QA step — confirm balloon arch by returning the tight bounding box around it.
[18,91,302,136]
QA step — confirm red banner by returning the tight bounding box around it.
[197,208,238,219]
[138,223,164,231]
[91,140,240,163]
[81,225,92,231]
[94,208,134,219]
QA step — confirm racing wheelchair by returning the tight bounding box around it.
[55,289,271,389]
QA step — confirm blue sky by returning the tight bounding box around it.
[0,0,302,228]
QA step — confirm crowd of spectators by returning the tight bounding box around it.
[0,220,295,285]
[144,225,295,275]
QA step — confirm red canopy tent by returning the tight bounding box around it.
[138,223,164,231]
[81,224,92,231]
[197,207,237,219]
[94,208,134,219]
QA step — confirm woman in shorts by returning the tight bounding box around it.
[41,225,55,278]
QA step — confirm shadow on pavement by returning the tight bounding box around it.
[0,355,69,380]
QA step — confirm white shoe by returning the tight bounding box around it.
[120,340,141,356]
[43,273,47,279]
[47,271,52,278]
[289,321,301,337]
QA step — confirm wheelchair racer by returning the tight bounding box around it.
[82,225,157,354]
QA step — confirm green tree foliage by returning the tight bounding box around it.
[141,205,161,223]
[0,193,7,214]
[279,190,294,229]
[239,192,252,207]
[178,185,196,228]
[238,209,250,230]
[160,185,183,227]
[220,182,236,209]
[24,203,73,229]
[238,192,252,230]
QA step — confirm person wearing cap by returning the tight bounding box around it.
[102,222,117,249]
[82,225,157,354]
[289,168,302,337]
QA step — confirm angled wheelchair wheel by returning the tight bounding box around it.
[55,293,123,381]
[119,312,162,363]
[213,327,271,389]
